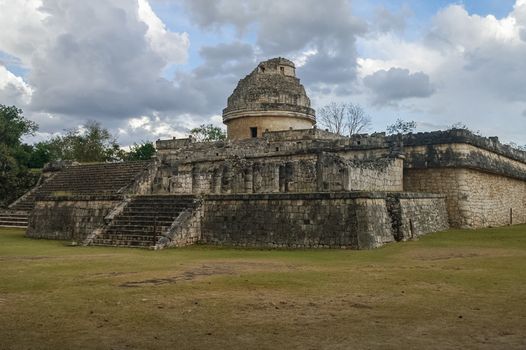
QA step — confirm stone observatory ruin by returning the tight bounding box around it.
[3,57,525,249]
[223,57,315,139]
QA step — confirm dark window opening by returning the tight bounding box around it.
[280,67,285,74]
[250,127,258,138]
[275,147,279,152]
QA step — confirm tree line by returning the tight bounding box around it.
[317,102,417,135]
[0,105,155,207]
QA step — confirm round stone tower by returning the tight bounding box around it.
[222,57,316,140]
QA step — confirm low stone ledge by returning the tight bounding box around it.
[398,129,526,163]
[34,194,125,201]
[203,191,444,201]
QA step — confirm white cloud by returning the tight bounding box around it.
[0,0,191,139]
[355,1,526,143]
[2,0,525,146]
[0,0,48,67]
[137,0,189,65]
[0,65,32,106]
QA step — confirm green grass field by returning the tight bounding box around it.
[1,226,525,349]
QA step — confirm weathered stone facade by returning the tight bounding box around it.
[17,58,526,249]
[405,168,525,228]
[22,127,525,247]
[400,130,526,228]
[223,57,315,139]
[154,129,404,195]
[27,195,122,242]
[199,192,447,249]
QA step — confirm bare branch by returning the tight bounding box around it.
[318,102,371,136]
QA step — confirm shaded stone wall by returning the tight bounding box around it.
[157,200,203,249]
[225,115,314,139]
[156,131,393,162]
[398,131,526,229]
[26,195,121,242]
[404,168,526,228]
[396,194,450,239]
[200,193,393,249]
[403,143,526,181]
[155,152,403,195]
[200,192,447,249]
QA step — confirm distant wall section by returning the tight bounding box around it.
[405,168,525,228]
[27,195,121,242]
[226,115,314,140]
[200,192,448,249]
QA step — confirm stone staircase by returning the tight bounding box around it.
[90,195,196,248]
[0,211,29,228]
[1,161,153,229]
[35,161,152,196]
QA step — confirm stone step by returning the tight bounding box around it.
[0,221,28,227]
[105,229,168,236]
[0,217,28,223]
[132,197,195,202]
[127,205,192,210]
[106,224,172,231]
[90,239,154,248]
[110,220,174,227]
[112,214,176,220]
[0,214,28,219]
[98,234,159,241]
[124,205,190,210]
[0,220,28,224]
[90,194,196,248]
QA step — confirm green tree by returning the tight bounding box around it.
[46,120,123,163]
[190,124,226,142]
[0,105,39,207]
[386,118,417,134]
[0,105,37,147]
[126,141,156,161]
[27,142,53,168]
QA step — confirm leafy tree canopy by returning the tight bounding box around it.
[0,105,37,147]
[126,141,156,161]
[44,120,121,163]
[190,124,226,142]
[0,105,39,207]
[386,118,417,134]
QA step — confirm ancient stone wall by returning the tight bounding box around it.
[225,115,314,139]
[118,160,158,195]
[386,130,526,229]
[156,202,203,249]
[388,193,450,240]
[155,154,403,195]
[199,192,447,249]
[399,129,526,164]
[200,193,393,249]
[156,132,394,161]
[155,133,402,196]
[26,195,121,242]
[403,143,526,181]
[405,168,525,228]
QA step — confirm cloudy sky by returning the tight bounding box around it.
[1,0,525,146]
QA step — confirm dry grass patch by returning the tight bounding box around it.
[0,225,525,349]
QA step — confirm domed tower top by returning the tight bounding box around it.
[222,57,316,140]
